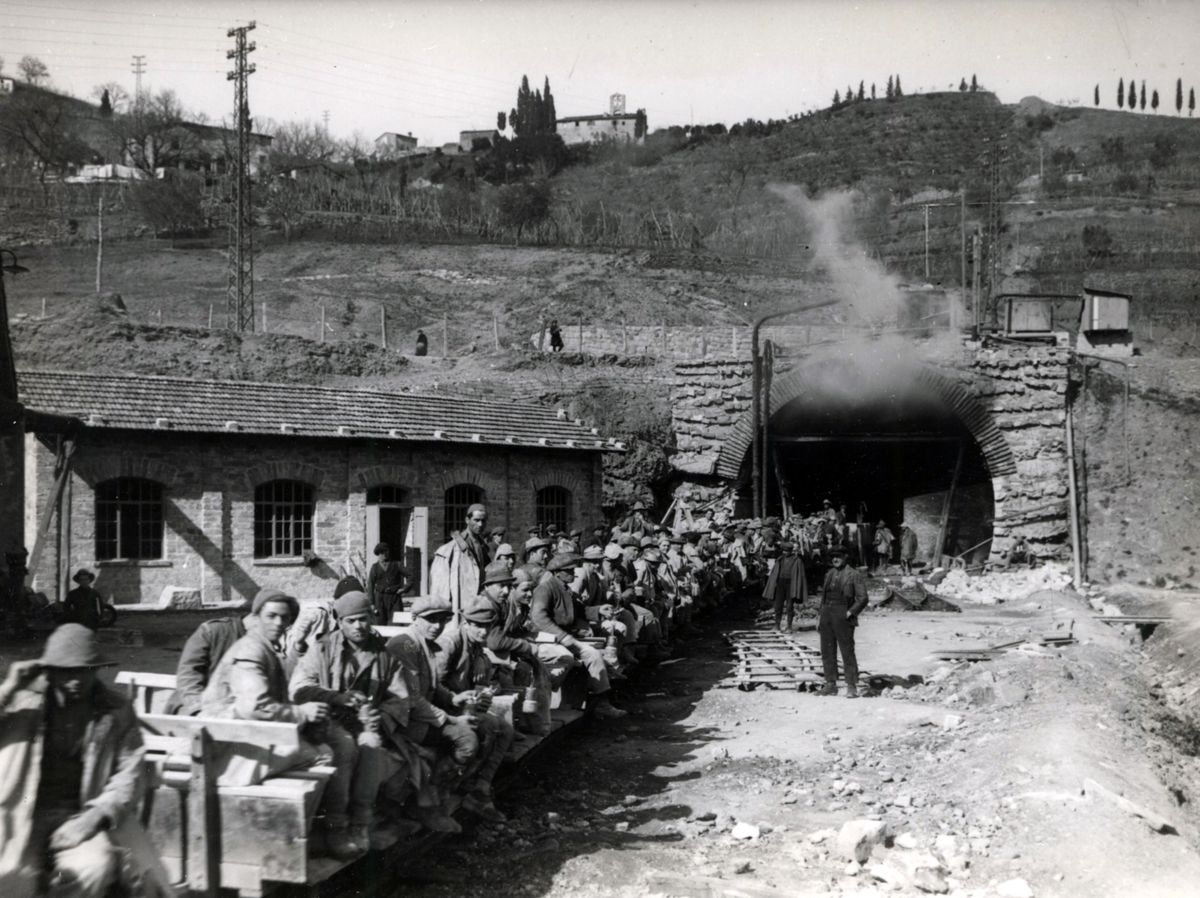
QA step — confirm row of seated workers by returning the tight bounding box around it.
[159,508,752,861]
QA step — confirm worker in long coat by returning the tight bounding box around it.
[762,540,808,631]
[818,546,869,698]
[0,624,171,898]
[429,503,491,613]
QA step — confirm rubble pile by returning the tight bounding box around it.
[928,563,1073,605]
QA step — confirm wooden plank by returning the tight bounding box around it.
[116,671,179,689]
[187,728,220,898]
[1093,616,1171,624]
[140,714,303,753]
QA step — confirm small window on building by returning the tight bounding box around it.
[443,483,484,542]
[96,478,164,561]
[254,480,314,558]
[367,484,408,505]
[536,485,571,534]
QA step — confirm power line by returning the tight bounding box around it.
[0,1,230,24]
[2,22,223,45]
[0,5,227,31]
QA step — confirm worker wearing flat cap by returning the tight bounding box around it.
[494,542,516,574]
[290,592,416,851]
[431,592,516,822]
[529,554,625,719]
[818,545,868,698]
[0,624,171,898]
[368,543,410,627]
[486,527,506,552]
[384,594,489,833]
[520,536,553,585]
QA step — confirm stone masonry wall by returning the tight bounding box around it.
[26,431,602,605]
[668,345,1072,560]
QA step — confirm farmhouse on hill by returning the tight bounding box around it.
[375,131,419,158]
[16,371,619,606]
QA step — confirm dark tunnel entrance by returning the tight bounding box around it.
[757,382,996,567]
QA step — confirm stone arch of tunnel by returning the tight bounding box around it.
[716,360,1018,565]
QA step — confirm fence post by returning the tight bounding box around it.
[208,304,213,329]
[442,315,449,357]
[41,297,46,320]
[320,303,325,342]
[622,319,628,354]
[380,306,388,349]
[578,318,584,353]
[731,327,737,357]
[661,320,667,356]
[493,311,500,349]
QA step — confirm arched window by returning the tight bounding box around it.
[95,478,164,560]
[366,484,408,505]
[536,485,571,534]
[443,483,484,542]
[254,480,314,559]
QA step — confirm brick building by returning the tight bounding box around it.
[17,371,619,606]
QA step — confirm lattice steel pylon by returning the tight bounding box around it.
[226,21,256,332]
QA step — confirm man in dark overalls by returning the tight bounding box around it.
[818,545,868,698]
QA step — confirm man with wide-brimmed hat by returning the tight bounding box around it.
[290,591,420,850]
[530,553,625,719]
[818,545,868,698]
[763,541,808,632]
[0,624,165,898]
[63,569,108,632]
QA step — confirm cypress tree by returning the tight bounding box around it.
[1191,87,1196,116]
[543,76,557,133]
[1117,77,1124,107]
[895,74,903,96]
[959,78,968,92]
[1094,84,1099,107]
[99,88,112,117]
[1152,89,1159,112]
[833,88,841,107]
[886,75,894,99]
[871,82,876,100]
[1176,78,1183,114]
[1128,77,1137,109]
[970,74,978,92]
[1139,81,1146,110]
[857,80,865,101]
[497,110,506,132]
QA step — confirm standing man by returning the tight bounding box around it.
[873,520,895,574]
[0,624,162,898]
[486,527,506,553]
[429,503,491,613]
[763,541,807,632]
[367,542,409,625]
[899,522,919,575]
[548,318,564,352]
[63,570,108,631]
[415,330,428,356]
[818,546,869,698]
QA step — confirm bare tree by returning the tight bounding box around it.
[263,118,338,167]
[0,86,89,191]
[109,89,201,173]
[91,82,130,115]
[340,130,373,163]
[17,55,49,85]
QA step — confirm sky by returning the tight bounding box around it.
[2,0,1199,146]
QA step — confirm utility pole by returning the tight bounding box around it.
[130,55,146,102]
[322,109,330,133]
[95,197,103,294]
[226,21,256,332]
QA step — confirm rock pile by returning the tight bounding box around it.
[928,563,1073,605]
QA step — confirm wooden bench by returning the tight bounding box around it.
[120,672,343,898]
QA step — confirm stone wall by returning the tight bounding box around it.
[531,324,877,360]
[26,431,602,605]
[667,344,1073,560]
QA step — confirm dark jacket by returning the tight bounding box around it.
[385,630,453,743]
[166,616,248,715]
[763,553,808,603]
[64,585,106,630]
[367,560,408,607]
[820,565,869,617]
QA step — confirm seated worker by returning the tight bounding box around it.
[576,546,633,668]
[433,596,517,822]
[519,537,552,585]
[0,624,164,898]
[290,590,420,850]
[494,543,516,574]
[201,589,363,860]
[166,608,255,716]
[601,542,662,653]
[367,543,409,624]
[286,576,363,659]
[62,569,108,631]
[480,562,549,734]
[384,595,491,834]
[529,553,625,719]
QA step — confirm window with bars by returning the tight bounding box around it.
[536,485,571,534]
[443,483,484,542]
[95,478,164,561]
[366,484,408,505]
[254,480,315,559]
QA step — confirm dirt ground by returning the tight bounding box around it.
[2,574,1198,897]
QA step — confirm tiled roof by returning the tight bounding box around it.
[17,370,623,453]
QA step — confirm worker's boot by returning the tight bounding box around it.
[323,824,365,861]
[819,682,838,696]
[845,682,859,699]
[591,694,628,720]
[462,792,507,823]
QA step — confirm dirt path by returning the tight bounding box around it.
[354,592,1200,898]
